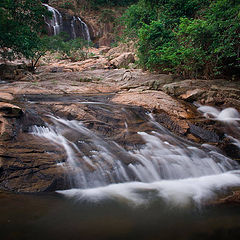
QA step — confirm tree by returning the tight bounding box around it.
[0,0,50,69]
[123,0,240,79]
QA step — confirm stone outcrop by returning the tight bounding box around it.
[0,99,68,193]
[1,55,240,194]
[162,79,240,111]
[109,52,135,69]
[212,190,240,205]
[0,64,33,82]
[0,102,23,141]
[0,102,22,118]
[0,93,14,101]
[0,134,67,192]
[112,90,197,136]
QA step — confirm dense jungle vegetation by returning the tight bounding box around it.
[123,0,240,79]
[0,0,239,79]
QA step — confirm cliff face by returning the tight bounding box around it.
[47,0,124,46]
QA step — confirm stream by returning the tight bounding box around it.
[1,94,240,239]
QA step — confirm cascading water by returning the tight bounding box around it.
[43,4,91,41]
[198,105,240,124]
[77,17,91,42]
[43,4,63,35]
[70,17,77,39]
[31,102,240,206]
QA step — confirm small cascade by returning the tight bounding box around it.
[198,105,240,152]
[77,17,91,42]
[43,4,91,41]
[43,4,63,35]
[70,16,77,39]
[31,107,240,205]
[198,105,240,124]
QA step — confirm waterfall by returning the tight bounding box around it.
[43,4,91,41]
[70,16,77,39]
[31,109,240,206]
[77,17,91,42]
[43,4,63,35]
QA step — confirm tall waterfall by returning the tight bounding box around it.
[31,104,240,206]
[43,4,91,41]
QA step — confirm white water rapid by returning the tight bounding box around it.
[31,105,240,207]
[198,105,240,124]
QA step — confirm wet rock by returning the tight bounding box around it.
[111,91,197,136]
[0,102,23,118]
[180,89,205,101]
[189,124,220,143]
[221,140,240,160]
[0,133,68,193]
[112,91,196,120]
[214,191,240,205]
[51,103,94,121]
[0,117,16,141]
[155,113,189,135]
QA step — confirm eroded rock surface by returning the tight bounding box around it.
[162,79,240,111]
[1,52,240,194]
[109,52,135,69]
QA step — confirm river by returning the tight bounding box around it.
[1,94,240,239]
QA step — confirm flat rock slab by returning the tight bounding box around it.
[162,79,240,110]
[111,90,199,135]
[0,93,14,101]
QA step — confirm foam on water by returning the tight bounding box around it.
[32,116,238,184]
[31,108,240,206]
[198,106,240,124]
[58,171,240,206]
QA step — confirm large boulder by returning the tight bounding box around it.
[109,52,135,69]
[111,90,197,136]
[162,79,240,111]
[0,102,23,118]
[0,64,31,81]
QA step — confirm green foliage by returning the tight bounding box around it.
[99,9,115,23]
[122,0,208,37]
[123,0,240,79]
[59,1,75,10]
[77,0,138,10]
[137,21,173,69]
[44,33,91,61]
[122,2,157,38]
[0,0,49,66]
[89,0,137,7]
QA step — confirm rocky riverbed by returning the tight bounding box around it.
[0,46,240,203]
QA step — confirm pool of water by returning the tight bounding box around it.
[2,94,240,240]
[1,192,240,240]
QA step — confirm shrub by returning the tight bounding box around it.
[44,33,91,61]
[59,1,75,10]
[123,0,240,79]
